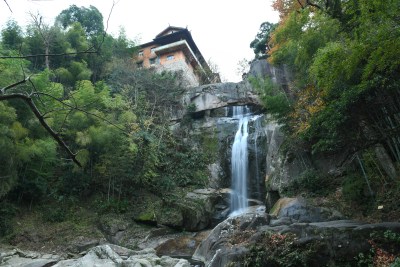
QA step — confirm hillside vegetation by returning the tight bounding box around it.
[0,1,399,261]
[251,0,400,221]
[0,5,210,241]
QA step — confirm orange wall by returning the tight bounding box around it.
[137,46,196,73]
[159,50,184,65]
[137,45,158,68]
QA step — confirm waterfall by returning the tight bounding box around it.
[253,116,263,199]
[230,106,250,215]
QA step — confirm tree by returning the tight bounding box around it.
[250,22,277,59]
[0,4,117,166]
[55,5,104,37]
[236,58,250,77]
[266,0,400,158]
[1,20,23,50]
[29,13,54,69]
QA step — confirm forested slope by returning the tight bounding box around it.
[0,5,210,238]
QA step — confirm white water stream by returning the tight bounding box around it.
[230,106,250,215]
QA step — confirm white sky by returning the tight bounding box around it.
[0,0,279,82]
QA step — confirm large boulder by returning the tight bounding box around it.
[193,203,400,266]
[98,214,130,245]
[184,81,261,114]
[132,188,223,232]
[53,245,191,267]
[270,197,344,222]
[0,248,60,267]
[179,189,219,231]
[193,206,270,266]
[155,230,210,259]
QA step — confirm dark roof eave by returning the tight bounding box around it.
[154,29,206,64]
[155,26,186,38]
[138,28,209,70]
[138,40,156,49]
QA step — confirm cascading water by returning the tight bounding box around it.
[230,106,250,215]
[253,116,263,199]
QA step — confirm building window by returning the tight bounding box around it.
[149,57,156,65]
[167,54,174,61]
[150,47,156,54]
[137,61,143,68]
[138,50,144,57]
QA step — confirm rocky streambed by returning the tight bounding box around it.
[193,199,400,266]
[2,197,400,267]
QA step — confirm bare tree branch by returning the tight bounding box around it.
[3,0,12,13]
[29,12,53,69]
[58,109,74,133]
[306,0,322,9]
[33,91,129,135]
[0,92,82,167]
[297,0,305,9]
[105,1,118,33]
[0,2,119,167]
[0,50,98,59]
[1,76,31,94]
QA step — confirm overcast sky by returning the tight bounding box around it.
[1,0,279,82]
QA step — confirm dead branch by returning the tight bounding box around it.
[3,0,12,13]
[29,12,53,69]
[33,91,129,135]
[306,0,322,9]
[0,92,82,167]
[1,76,31,94]
[0,50,98,59]
[0,2,119,167]
[297,0,305,9]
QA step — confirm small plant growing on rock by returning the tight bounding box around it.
[356,231,400,267]
[242,232,319,267]
[186,103,197,114]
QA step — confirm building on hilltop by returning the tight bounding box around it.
[135,26,220,87]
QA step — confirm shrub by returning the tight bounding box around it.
[42,206,67,222]
[342,174,366,203]
[283,169,332,196]
[0,201,18,237]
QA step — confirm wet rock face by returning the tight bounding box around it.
[186,105,273,205]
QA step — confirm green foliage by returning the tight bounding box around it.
[201,133,219,161]
[356,230,400,267]
[186,103,197,113]
[250,76,291,121]
[267,0,400,158]
[242,232,319,267]
[56,5,104,36]
[0,103,18,198]
[355,252,373,267]
[383,230,400,244]
[0,5,212,233]
[391,258,400,267]
[1,20,24,50]
[283,169,334,197]
[42,206,67,223]
[342,174,366,203]
[0,54,30,88]
[250,22,277,59]
[0,201,18,237]
[161,143,209,189]
[94,198,130,214]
